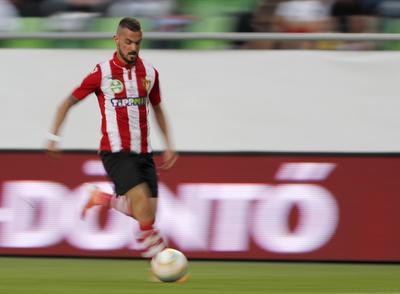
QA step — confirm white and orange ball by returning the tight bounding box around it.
[151,248,188,282]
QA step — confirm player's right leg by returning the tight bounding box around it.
[124,183,166,258]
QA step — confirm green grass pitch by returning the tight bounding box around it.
[0,257,399,294]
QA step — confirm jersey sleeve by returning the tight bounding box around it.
[149,69,161,106]
[71,65,101,100]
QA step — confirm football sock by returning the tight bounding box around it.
[138,220,166,258]
[139,220,155,231]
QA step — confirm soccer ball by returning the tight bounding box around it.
[151,248,188,282]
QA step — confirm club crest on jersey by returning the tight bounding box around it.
[110,79,124,94]
[142,79,151,91]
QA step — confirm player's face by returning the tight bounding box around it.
[114,28,142,65]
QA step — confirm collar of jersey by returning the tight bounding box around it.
[112,52,137,70]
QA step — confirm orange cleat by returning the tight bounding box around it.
[81,188,111,218]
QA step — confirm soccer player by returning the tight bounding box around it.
[46,17,177,258]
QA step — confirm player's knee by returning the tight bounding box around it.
[126,183,151,200]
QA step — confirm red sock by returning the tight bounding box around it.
[139,220,155,232]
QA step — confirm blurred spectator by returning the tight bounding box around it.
[12,0,44,16]
[45,12,99,31]
[378,0,400,17]
[39,0,109,31]
[244,0,333,49]
[40,0,109,16]
[274,0,333,49]
[106,0,194,48]
[331,0,379,31]
[242,0,283,49]
[106,0,175,17]
[331,0,379,50]
[376,0,400,49]
[0,0,20,31]
[231,11,255,48]
[1,0,399,50]
[151,15,195,48]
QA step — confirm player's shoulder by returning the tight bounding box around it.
[91,64,101,74]
[81,63,102,81]
[140,57,158,72]
[91,57,114,75]
[96,58,112,70]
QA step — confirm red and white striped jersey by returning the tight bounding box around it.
[72,52,161,153]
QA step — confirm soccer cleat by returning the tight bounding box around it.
[176,273,190,283]
[137,229,167,258]
[81,188,111,218]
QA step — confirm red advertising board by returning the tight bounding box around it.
[0,151,399,261]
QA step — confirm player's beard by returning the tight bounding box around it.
[119,47,137,65]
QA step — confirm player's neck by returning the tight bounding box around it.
[116,52,135,68]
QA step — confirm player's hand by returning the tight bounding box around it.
[160,149,177,170]
[46,140,61,158]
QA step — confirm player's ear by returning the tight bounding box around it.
[113,34,119,45]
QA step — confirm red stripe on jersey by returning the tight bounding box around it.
[110,60,131,151]
[149,69,161,106]
[97,92,111,151]
[135,58,149,154]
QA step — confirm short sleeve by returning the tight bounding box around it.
[71,65,101,100]
[149,69,161,106]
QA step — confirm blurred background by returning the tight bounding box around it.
[1,0,400,50]
[1,1,400,293]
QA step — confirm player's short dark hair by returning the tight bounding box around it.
[118,17,141,32]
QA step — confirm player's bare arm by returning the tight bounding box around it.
[152,103,177,170]
[46,95,79,154]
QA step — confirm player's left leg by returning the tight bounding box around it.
[83,153,159,220]
[82,151,144,219]
[82,189,133,218]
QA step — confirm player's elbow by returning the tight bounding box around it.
[58,96,78,113]
[152,103,164,115]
